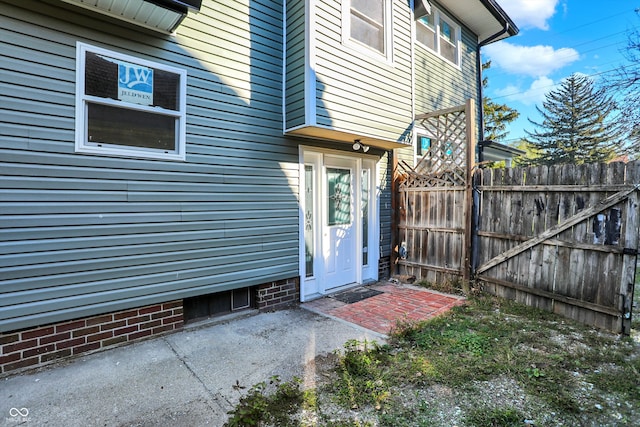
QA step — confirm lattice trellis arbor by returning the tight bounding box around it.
[395,100,476,285]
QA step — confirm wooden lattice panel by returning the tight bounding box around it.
[399,106,468,189]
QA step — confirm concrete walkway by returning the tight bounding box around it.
[0,283,463,427]
[1,309,383,427]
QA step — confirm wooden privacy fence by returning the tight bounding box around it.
[474,162,639,334]
[397,101,639,333]
[396,100,476,286]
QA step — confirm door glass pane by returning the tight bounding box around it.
[361,169,370,266]
[304,165,314,277]
[327,168,351,226]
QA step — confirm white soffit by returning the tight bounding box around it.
[438,0,517,42]
[61,0,188,33]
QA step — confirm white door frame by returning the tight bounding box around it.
[299,146,380,301]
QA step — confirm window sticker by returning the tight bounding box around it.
[118,61,154,106]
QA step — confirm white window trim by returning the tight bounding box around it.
[414,127,434,164]
[341,0,394,64]
[415,7,461,68]
[75,42,187,161]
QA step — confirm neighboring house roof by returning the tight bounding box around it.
[479,140,526,163]
[438,0,519,42]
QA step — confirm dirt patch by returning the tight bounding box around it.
[226,296,640,426]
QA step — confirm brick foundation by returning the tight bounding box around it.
[378,256,391,279]
[1,277,301,376]
[256,277,300,310]
[0,301,183,376]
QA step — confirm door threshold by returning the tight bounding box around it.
[323,282,361,296]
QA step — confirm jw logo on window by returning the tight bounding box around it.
[118,62,154,106]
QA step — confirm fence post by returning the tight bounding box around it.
[463,99,477,289]
[470,168,481,277]
[620,161,640,334]
[390,149,399,276]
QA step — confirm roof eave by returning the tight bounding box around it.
[479,0,519,40]
[436,0,519,43]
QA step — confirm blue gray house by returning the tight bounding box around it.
[0,0,517,374]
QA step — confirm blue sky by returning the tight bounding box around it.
[483,0,639,144]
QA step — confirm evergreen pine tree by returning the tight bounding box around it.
[605,9,640,157]
[524,74,621,166]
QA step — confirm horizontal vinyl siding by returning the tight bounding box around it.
[284,0,306,129]
[414,24,478,115]
[313,0,413,142]
[378,152,392,257]
[408,19,479,166]
[0,0,298,332]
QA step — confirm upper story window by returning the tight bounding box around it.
[343,0,392,61]
[416,8,460,66]
[75,42,187,161]
[417,134,431,157]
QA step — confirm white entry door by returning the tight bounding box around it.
[323,158,357,289]
[300,149,379,301]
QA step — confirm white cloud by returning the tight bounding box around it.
[492,83,520,100]
[523,76,556,105]
[498,0,558,30]
[494,76,556,106]
[484,41,580,78]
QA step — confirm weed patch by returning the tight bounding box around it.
[224,296,640,426]
[464,406,527,427]
[330,339,392,410]
[224,376,304,427]
[416,278,465,295]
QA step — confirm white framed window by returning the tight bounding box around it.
[416,134,432,157]
[414,127,461,170]
[75,42,187,161]
[416,8,461,66]
[342,0,393,62]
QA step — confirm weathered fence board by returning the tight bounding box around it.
[396,100,476,285]
[474,162,640,334]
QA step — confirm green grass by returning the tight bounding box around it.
[225,296,640,426]
[464,406,527,427]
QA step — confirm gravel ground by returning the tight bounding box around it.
[288,318,640,426]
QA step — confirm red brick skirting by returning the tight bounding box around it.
[0,301,183,376]
[378,256,391,279]
[256,277,300,310]
[1,277,301,376]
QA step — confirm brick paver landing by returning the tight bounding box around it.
[303,282,465,335]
